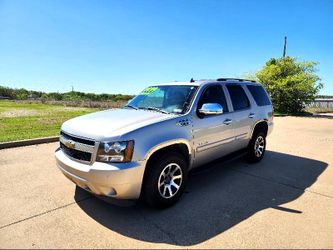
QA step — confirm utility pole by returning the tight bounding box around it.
[71,85,74,92]
[283,36,287,58]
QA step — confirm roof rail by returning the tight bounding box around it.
[216,78,256,83]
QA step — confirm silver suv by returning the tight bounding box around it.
[55,78,273,208]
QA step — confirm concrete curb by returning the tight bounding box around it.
[0,136,59,150]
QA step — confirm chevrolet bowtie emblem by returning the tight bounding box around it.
[64,139,75,149]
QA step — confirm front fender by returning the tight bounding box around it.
[121,115,194,166]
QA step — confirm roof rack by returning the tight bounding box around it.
[216,78,256,83]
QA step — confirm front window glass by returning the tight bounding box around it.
[197,85,229,112]
[126,85,198,114]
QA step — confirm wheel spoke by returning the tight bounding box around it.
[170,180,179,190]
[170,167,179,176]
[167,185,173,196]
[256,149,261,157]
[163,185,167,196]
[172,174,182,180]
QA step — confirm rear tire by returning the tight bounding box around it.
[142,152,188,209]
[246,130,266,163]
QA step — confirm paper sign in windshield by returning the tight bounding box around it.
[141,87,158,95]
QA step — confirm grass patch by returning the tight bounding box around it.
[274,107,333,117]
[0,100,99,142]
[274,111,313,117]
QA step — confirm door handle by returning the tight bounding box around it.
[223,119,232,125]
[248,113,255,118]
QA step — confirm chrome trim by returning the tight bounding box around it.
[60,135,95,153]
[60,130,95,144]
[196,136,234,152]
[223,119,233,125]
[199,103,224,115]
[59,132,98,165]
[91,141,100,164]
[235,132,248,140]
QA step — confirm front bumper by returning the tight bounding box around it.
[55,148,146,199]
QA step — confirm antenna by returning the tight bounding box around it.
[190,78,195,83]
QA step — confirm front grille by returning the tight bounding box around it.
[60,142,92,162]
[60,131,95,145]
[60,131,95,163]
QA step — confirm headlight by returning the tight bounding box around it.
[97,140,134,163]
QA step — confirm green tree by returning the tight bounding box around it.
[255,57,323,114]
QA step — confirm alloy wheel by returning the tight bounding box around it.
[254,135,265,157]
[158,163,183,199]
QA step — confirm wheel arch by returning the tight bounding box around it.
[140,140,192,198]
[144,139,192,166]
[250,120,269,138]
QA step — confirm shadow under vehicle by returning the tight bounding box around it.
[74,150,327,246]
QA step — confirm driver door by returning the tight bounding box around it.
[192,84,235,167]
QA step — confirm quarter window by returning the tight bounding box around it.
[247,85,271,106]
[226,85,250,111]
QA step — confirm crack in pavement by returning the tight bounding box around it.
[137,207,181,245]
[0,196,93,230]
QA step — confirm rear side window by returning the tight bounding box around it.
[226,85,250,111]
[247,85,271,106]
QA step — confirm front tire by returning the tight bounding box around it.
[247,131,266,163]
[142,152,188,208]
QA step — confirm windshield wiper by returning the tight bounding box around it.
[123,105,138,110]
[143,107,170,114]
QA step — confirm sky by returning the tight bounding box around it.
[0,0,332,95]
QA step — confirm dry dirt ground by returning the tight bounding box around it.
[0,116,333,249]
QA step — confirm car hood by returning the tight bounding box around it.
[61,108,176,140]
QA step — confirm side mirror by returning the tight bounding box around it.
[199,103,223,115]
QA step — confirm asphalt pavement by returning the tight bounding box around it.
[1,116,333,248]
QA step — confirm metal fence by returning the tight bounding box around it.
[307,98,333,108]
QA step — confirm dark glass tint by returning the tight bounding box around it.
[247,85,271,106]
[226,85,250,111]
[198,85,228,112]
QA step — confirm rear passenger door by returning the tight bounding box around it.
[225,84,255,150]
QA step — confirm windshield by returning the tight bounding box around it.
[125,85,198,114]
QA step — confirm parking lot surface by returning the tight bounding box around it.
[1,116,333,248]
